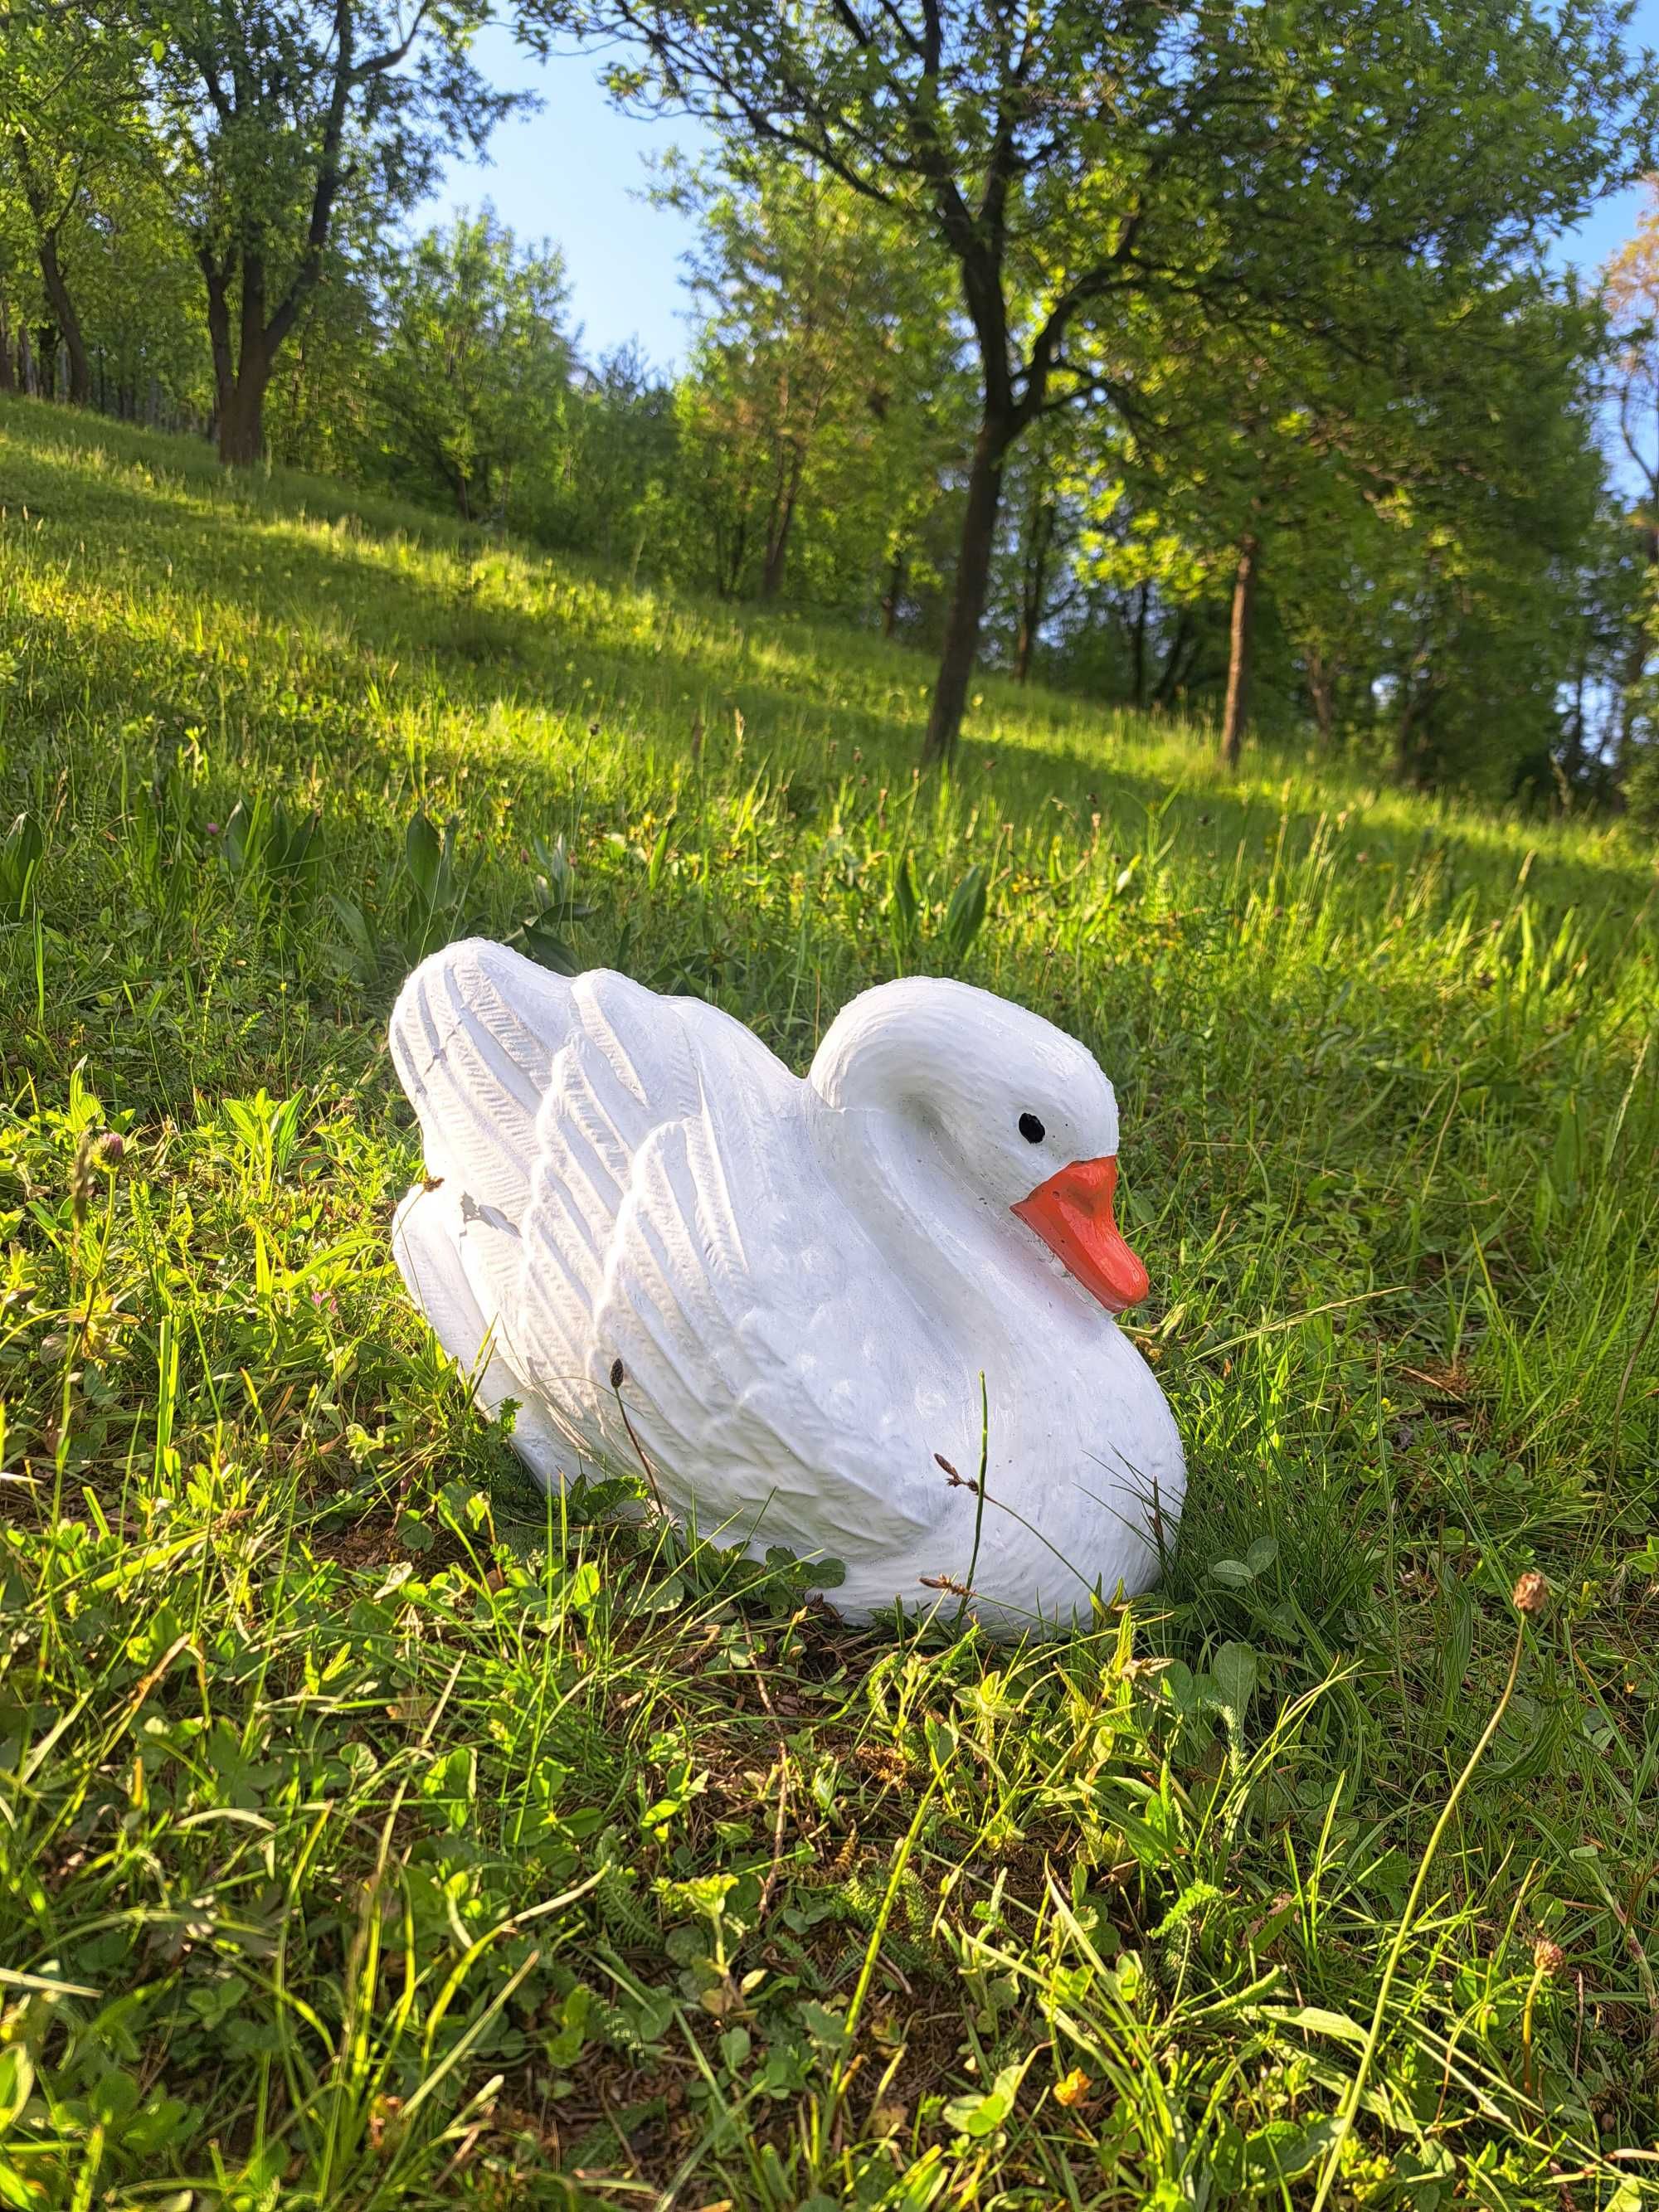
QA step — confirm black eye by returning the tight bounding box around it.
[1019,1112,1045,1144]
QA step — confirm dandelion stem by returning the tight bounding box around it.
[955,1370,990,1631]
[610,1358,666,1516]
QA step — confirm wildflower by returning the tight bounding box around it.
[1512,1569,1549,1616]
[1053,2067,1092,2109]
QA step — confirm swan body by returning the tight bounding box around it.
[388,940,1185,1635]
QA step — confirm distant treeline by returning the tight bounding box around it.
[5,1,1659,814]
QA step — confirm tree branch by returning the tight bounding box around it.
[265,0,358,352]
[353,0,436,84]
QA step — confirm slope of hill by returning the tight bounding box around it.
[1,396,1655,2205]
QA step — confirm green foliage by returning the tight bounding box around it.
[1074,276,1613,792]
[656,143,969,610]
[5,3,1657,799]
[329,805,478,978]
[0,809,41,919]
[507,833,596,977]
[940,861,989,970]
[885,851,989,975]
[218,791,324,886]
[0,2,200,415]
[372,208,576,525]
[583,0,1658,761]
[139,0,535,458]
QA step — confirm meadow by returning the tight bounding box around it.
[0,392,1655,2209]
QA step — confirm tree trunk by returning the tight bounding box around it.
[922,412,1011,766]
[1306,650,1335,745]
[1014,498,1055,685]
[12,139,89,406]
[761,440,806,600]
[1559,656,1588,798]
[761,486,796,599]
[722,510,748,600]
[35,228,90,406]
[1394,663,1435,783]
[880,547,905,639]
[202,253,235,435]
[201,248,275,464]
[217,359,271,464]
[1394,698,1423,784]
[0,300,12,396]
[219,246,274,463]
[1220,533,1260,769]
[1618,518,1659,755]
[761,512,792,597]
[1131,583,1149,711]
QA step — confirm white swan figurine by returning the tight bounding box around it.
[389,940,1185,1634]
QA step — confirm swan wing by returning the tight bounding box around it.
[513,974,950,1573]
[391,945,955,1582]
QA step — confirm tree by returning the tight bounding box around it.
[263,246,378,472]
[0,2,149,407]
[552,342,685,576]
[575,0,1656,766]
[659,144,966,608]
[1602,182,1659,770]
[144,2,532,464]
[1069,255,1612,785]
[372,209,574,523]
[984,408,1082,683]
[8,130,90,403]
[1549,508,1647,804]
[70,160,213,425]
[1373,299,1610,794]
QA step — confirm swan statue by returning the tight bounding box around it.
[388,940,1185,1634]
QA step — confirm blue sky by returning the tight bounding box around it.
[425,27,709,373]
[426,17,1659,376]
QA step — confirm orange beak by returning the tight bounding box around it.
[1011,1154,1150,1314]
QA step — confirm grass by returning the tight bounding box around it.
[0,391,1655,2209]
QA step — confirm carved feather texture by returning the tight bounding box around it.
[390,939,1185,1632]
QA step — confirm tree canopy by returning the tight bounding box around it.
[142,0,531,461]
[1,0,1657,812]
[576,0,1656,760]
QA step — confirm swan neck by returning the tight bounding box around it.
[810,1103,1024,1347]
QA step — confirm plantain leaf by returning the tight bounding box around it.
[942,861,989,965]
[404,809,442,905]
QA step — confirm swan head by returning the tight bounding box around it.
[810,977,1150,1313]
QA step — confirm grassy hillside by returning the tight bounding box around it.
[0,394,1655,2209]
